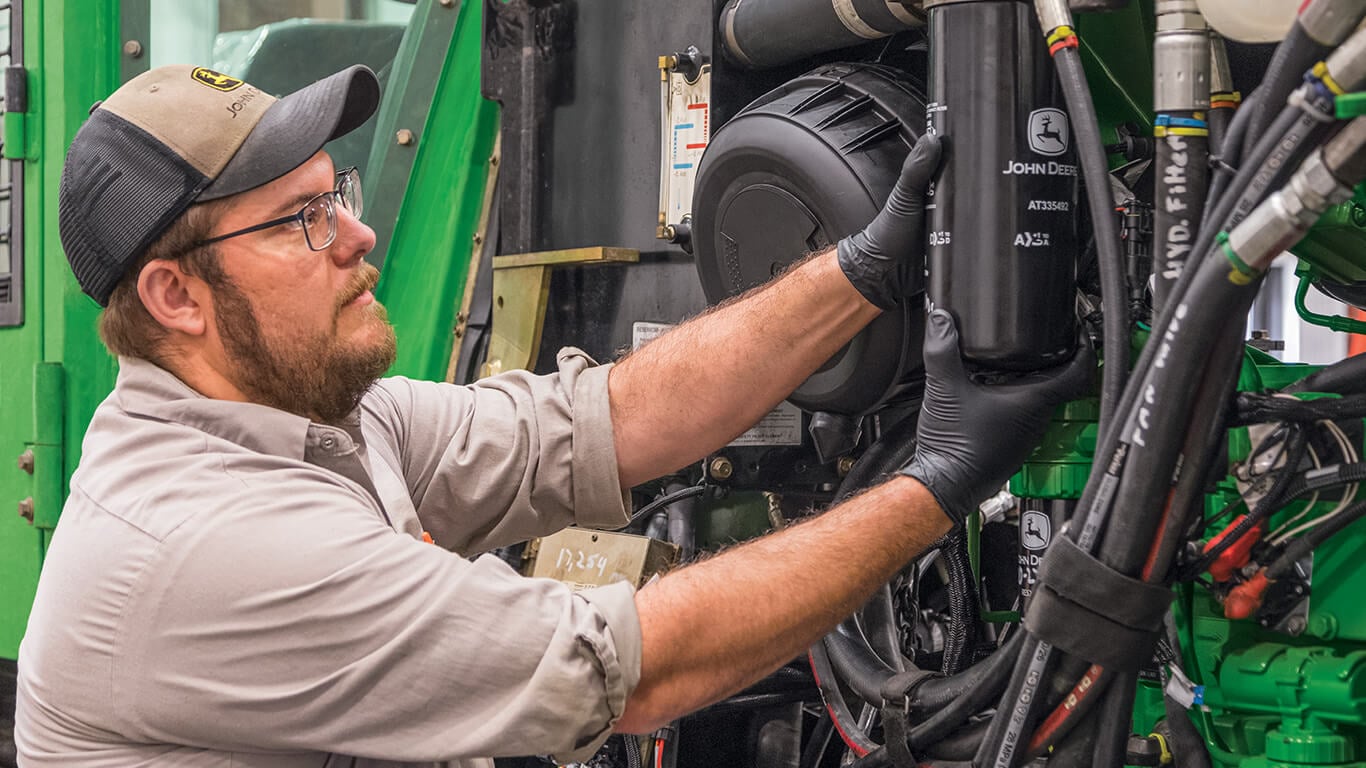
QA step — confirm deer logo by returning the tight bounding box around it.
[191,67,244,93]
[1021,510,1051,551]
[1027,108,1069,157]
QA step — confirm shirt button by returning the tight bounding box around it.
[321,436,336,450]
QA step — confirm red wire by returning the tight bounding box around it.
[1026,664,1106,755]
[655,737,665,768]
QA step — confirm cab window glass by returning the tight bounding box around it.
[148,0,415,176]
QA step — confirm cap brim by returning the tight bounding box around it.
[197,64,380,201]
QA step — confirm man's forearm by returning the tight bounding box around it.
[609,249,879,488]
[617,474,950,734]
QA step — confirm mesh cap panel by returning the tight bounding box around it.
[59,111,208,305]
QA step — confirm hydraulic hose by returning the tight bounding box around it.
[1207,33,1239,158]
[1042,15,1131,443]
[809,642,881,757]
[1244,0,1366,144]
[1092,671,1140,767]
[1152,1,1211,312]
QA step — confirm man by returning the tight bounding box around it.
[16,65,1089,766]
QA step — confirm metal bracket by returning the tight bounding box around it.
[480,247,638,377]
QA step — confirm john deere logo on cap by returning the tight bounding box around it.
[191,68,243,92]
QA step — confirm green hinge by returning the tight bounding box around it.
[28,363,65,531]
[3,112,26,160]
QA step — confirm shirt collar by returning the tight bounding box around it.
[112,356,358,461]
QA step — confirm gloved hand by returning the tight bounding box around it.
[837,133,942,310]
[901,310,1095,525]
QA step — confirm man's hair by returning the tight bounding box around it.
[97,201,228,365]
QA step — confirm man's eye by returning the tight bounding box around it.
[300,204,323,228]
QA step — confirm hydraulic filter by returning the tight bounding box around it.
[926,0,1079,370]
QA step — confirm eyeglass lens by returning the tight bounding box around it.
[302,168,363,252]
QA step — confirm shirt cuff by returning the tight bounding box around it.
[550,580,643,762]
[565,349,631,529]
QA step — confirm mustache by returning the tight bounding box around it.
[337,264,381,310]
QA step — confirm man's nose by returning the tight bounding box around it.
[331,206,376,267]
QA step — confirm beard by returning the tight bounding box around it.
[212,263,398,424]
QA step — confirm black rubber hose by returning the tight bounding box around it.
[1055,45,1129,444]
[921,719,990,761]
[1208,104,1236,160]
[1205,91,1258,214]
[973,634,1058,768]
[694,689,820,717]
[1091,672,1139,768]
[1152,113,1210,313]
[1193,98,1334,268]
[1283,352,1366,394]
[809,642,882,757]
[910,631,1022,711]
[1044,713,1100,768]
[864,583,906,672]
[1164,695,1214,768]
[907,634,1021,747]
[1245,22,1332,146]
[1274,461,1366,503]
[825,622,900,705]
[1147,328,1246,580]
[1267,498,1366,579]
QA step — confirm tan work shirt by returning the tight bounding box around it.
[16,352,641,767]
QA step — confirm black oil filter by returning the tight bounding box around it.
[926,0,1079,370]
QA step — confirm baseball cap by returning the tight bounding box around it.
[58,64,381,306]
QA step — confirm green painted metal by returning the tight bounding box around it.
[373,0,499,381]
[0,0,125,660]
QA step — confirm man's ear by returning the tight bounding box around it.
[137,259,209,337]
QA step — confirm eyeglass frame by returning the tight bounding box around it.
[196,166,362,252]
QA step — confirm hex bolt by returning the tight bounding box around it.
[439,0,455,6]
[1286,616,1307,635]
[396,128,416,146]
[124,40,144,58]
[837,456,856,477]
[18,496,34,524]
[17,449,34,474]
[708,456,734,481]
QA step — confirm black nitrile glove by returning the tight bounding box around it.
[837,134,942,310]
[901,310,1095,525]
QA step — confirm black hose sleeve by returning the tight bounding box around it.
[1284,352,1366,395]
[1275,461,1366,503]
[939,529,979,675]
[1233,392,1366,425]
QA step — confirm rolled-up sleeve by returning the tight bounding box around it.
[363,348,630,554]
[115,474,643,762]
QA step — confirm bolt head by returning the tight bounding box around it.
[18,496,34,524]
[123,40,144,58]
[396,128,416,146]
[17,449,35,474]
[708,456,733,481]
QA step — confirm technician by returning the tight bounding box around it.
[16,64,1089,766]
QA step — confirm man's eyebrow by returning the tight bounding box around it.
[267,189,325,218]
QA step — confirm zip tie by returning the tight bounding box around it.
[1218,231,1258,285]
[1154,114,1210,138]
[1287,83,1338,123]
[1337,92,1366,119]
[1312,61,1345,96]
[1148,731,1173,765]
[1210,91,1242,110]
[1046,25,1079,56]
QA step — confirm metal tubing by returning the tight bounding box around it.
[719,0,924,69]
